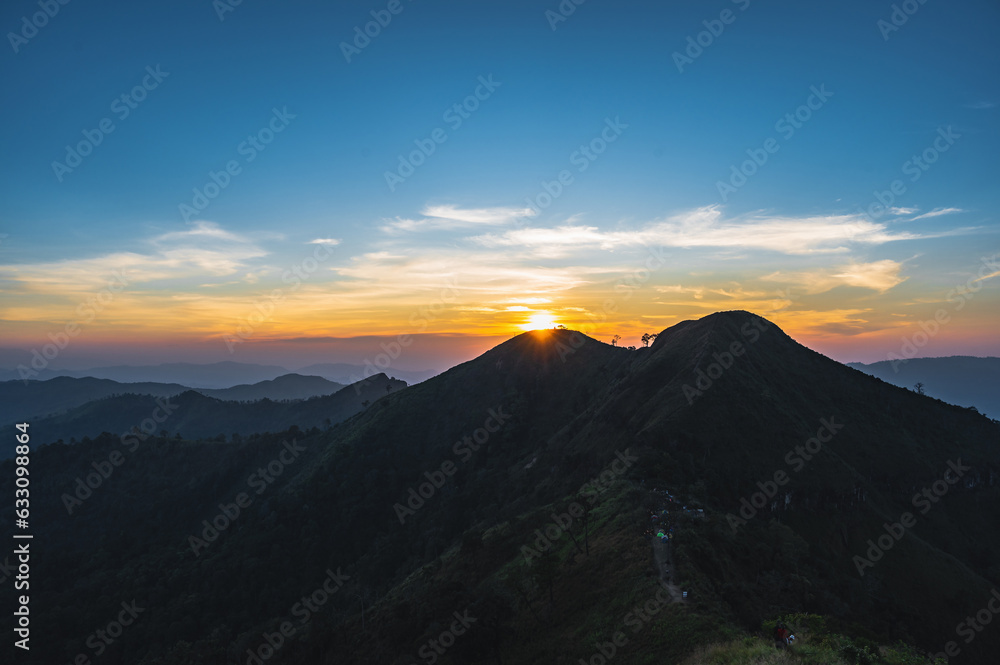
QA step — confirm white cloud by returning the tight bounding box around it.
[762,259,907,294]
[309,238,342,246]
[0,221,269,295]
[380,204,536,234]
[474,206,930,257]
[909,207,966,221]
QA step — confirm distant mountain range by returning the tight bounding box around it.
[295,362,438,386]
[847,356,999,419]
[0,360,438,389]
[2,373,404,451]
[0,373,345,425]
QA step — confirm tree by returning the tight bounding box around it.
[914,382,925,395]
[641,332,657,347]
[611,334,621,347]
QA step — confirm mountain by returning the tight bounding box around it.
[3,311,997,664]
[295,362,439,386]
[198,373,344,402]
[4,373,404,449]
[0,360,292,388]
[0,375,189,424]
[0,373,345,426]
[847,356,1000,420]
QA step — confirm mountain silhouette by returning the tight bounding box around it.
[3,311,997,664]
[5,374,402,449]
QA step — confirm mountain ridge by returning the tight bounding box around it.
[4,310,998,664]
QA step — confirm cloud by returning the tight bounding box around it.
[972,270,1000,284]
[334,248,597,296]
[966,101,996,110]
[0,221,268,296]
[761,259,907,294]
[309,238,342,246]
[380,204,536,233]
[909,207,966,221]
[474,206,930,256]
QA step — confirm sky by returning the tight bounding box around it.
[0,0,998,373]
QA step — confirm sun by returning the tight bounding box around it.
[520,311,559,331]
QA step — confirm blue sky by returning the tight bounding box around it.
[0,0,997,370]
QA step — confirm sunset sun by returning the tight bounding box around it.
[520,311,559,331]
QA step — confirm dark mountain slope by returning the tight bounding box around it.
[9,373,403,446]
[3,311,997,664]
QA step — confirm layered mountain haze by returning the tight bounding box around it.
[0,373,347,425]
[4,311,997,664]
[0,361,439,390]
[848,357,1000,420]
[1,374,403,455]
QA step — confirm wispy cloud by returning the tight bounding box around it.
[909,207,966,221]
[0,221,268,296]
[761,259,907,294]
[966,101,996,110]
[309,238,342,246]
[380,204,536,234]
[474,206,930,256]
